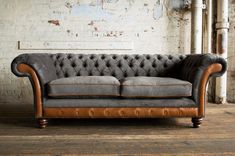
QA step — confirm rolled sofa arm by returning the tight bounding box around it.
[11,53,57,117]
[179,53,227,116]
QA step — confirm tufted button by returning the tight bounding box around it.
[101,55,105,60]
[89,109,95,117]
[67,55,72,59]
[106,62,110,67]
[95,62,99,67]
[112,55,117,59]
[60,109,64,115]
[146,55,150,60]
[90,55,94,59]
[76,72,80,76]
[104,109,110,116]
[168,55,173,60]
[111,72,116,77]
[149,109,153,116]
[83,62,87,67]
[164,109,168,116]
[124,72,128,77]
[123,55,128,60]
[157,55,162,60]
[135,55,139,59]
[164,63,168,68]
[129,63,133,67]
[75,109,80,116]
[135,109,140,117]
[56,55,60,59]
[152,63,156,68]
[64,72,69,77]
[140,63,144,68]
[118,62,122,68]
[79,55,83,59]
[119,110,125,116]
[59,62,63,67]
[179,55,184,60]
[71,62,76,67]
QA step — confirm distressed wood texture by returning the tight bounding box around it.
[0,103,235,155]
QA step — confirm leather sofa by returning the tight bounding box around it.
[11,53,226,128]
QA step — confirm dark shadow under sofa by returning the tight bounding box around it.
[11,53,226,128]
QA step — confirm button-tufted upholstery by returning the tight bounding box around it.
[11,53,227,103]
[49,53,186,80]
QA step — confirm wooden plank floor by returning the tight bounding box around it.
[0,103,235,155]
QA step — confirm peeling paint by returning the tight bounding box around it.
[88,21,94,26]
[104,31,123,37]
[48,20,60,26]
[71,4,113,20]
[170,0,184,10]
[169,0,191,10]
[153,1,163,20]
[65,2,73,8]
[218,33,226,54]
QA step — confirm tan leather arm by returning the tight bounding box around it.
[198,63,222,117]
[17,64,43,117]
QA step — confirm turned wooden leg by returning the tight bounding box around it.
[192,117,203,128]
[37,118,48,129]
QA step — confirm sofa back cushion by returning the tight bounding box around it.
[50,54,186,80]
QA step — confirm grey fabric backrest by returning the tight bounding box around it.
[11,53,57,100]
[11,53,57,85]
[178,54,227,104]
[50,53,186,80]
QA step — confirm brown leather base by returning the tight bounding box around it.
[44,107,198,118]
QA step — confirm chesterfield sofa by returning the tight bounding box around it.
[11,53,226,128]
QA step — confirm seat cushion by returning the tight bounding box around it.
[47,76,120,98]
[121,77,192,98]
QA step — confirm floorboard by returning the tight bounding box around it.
[0,103,235,155]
